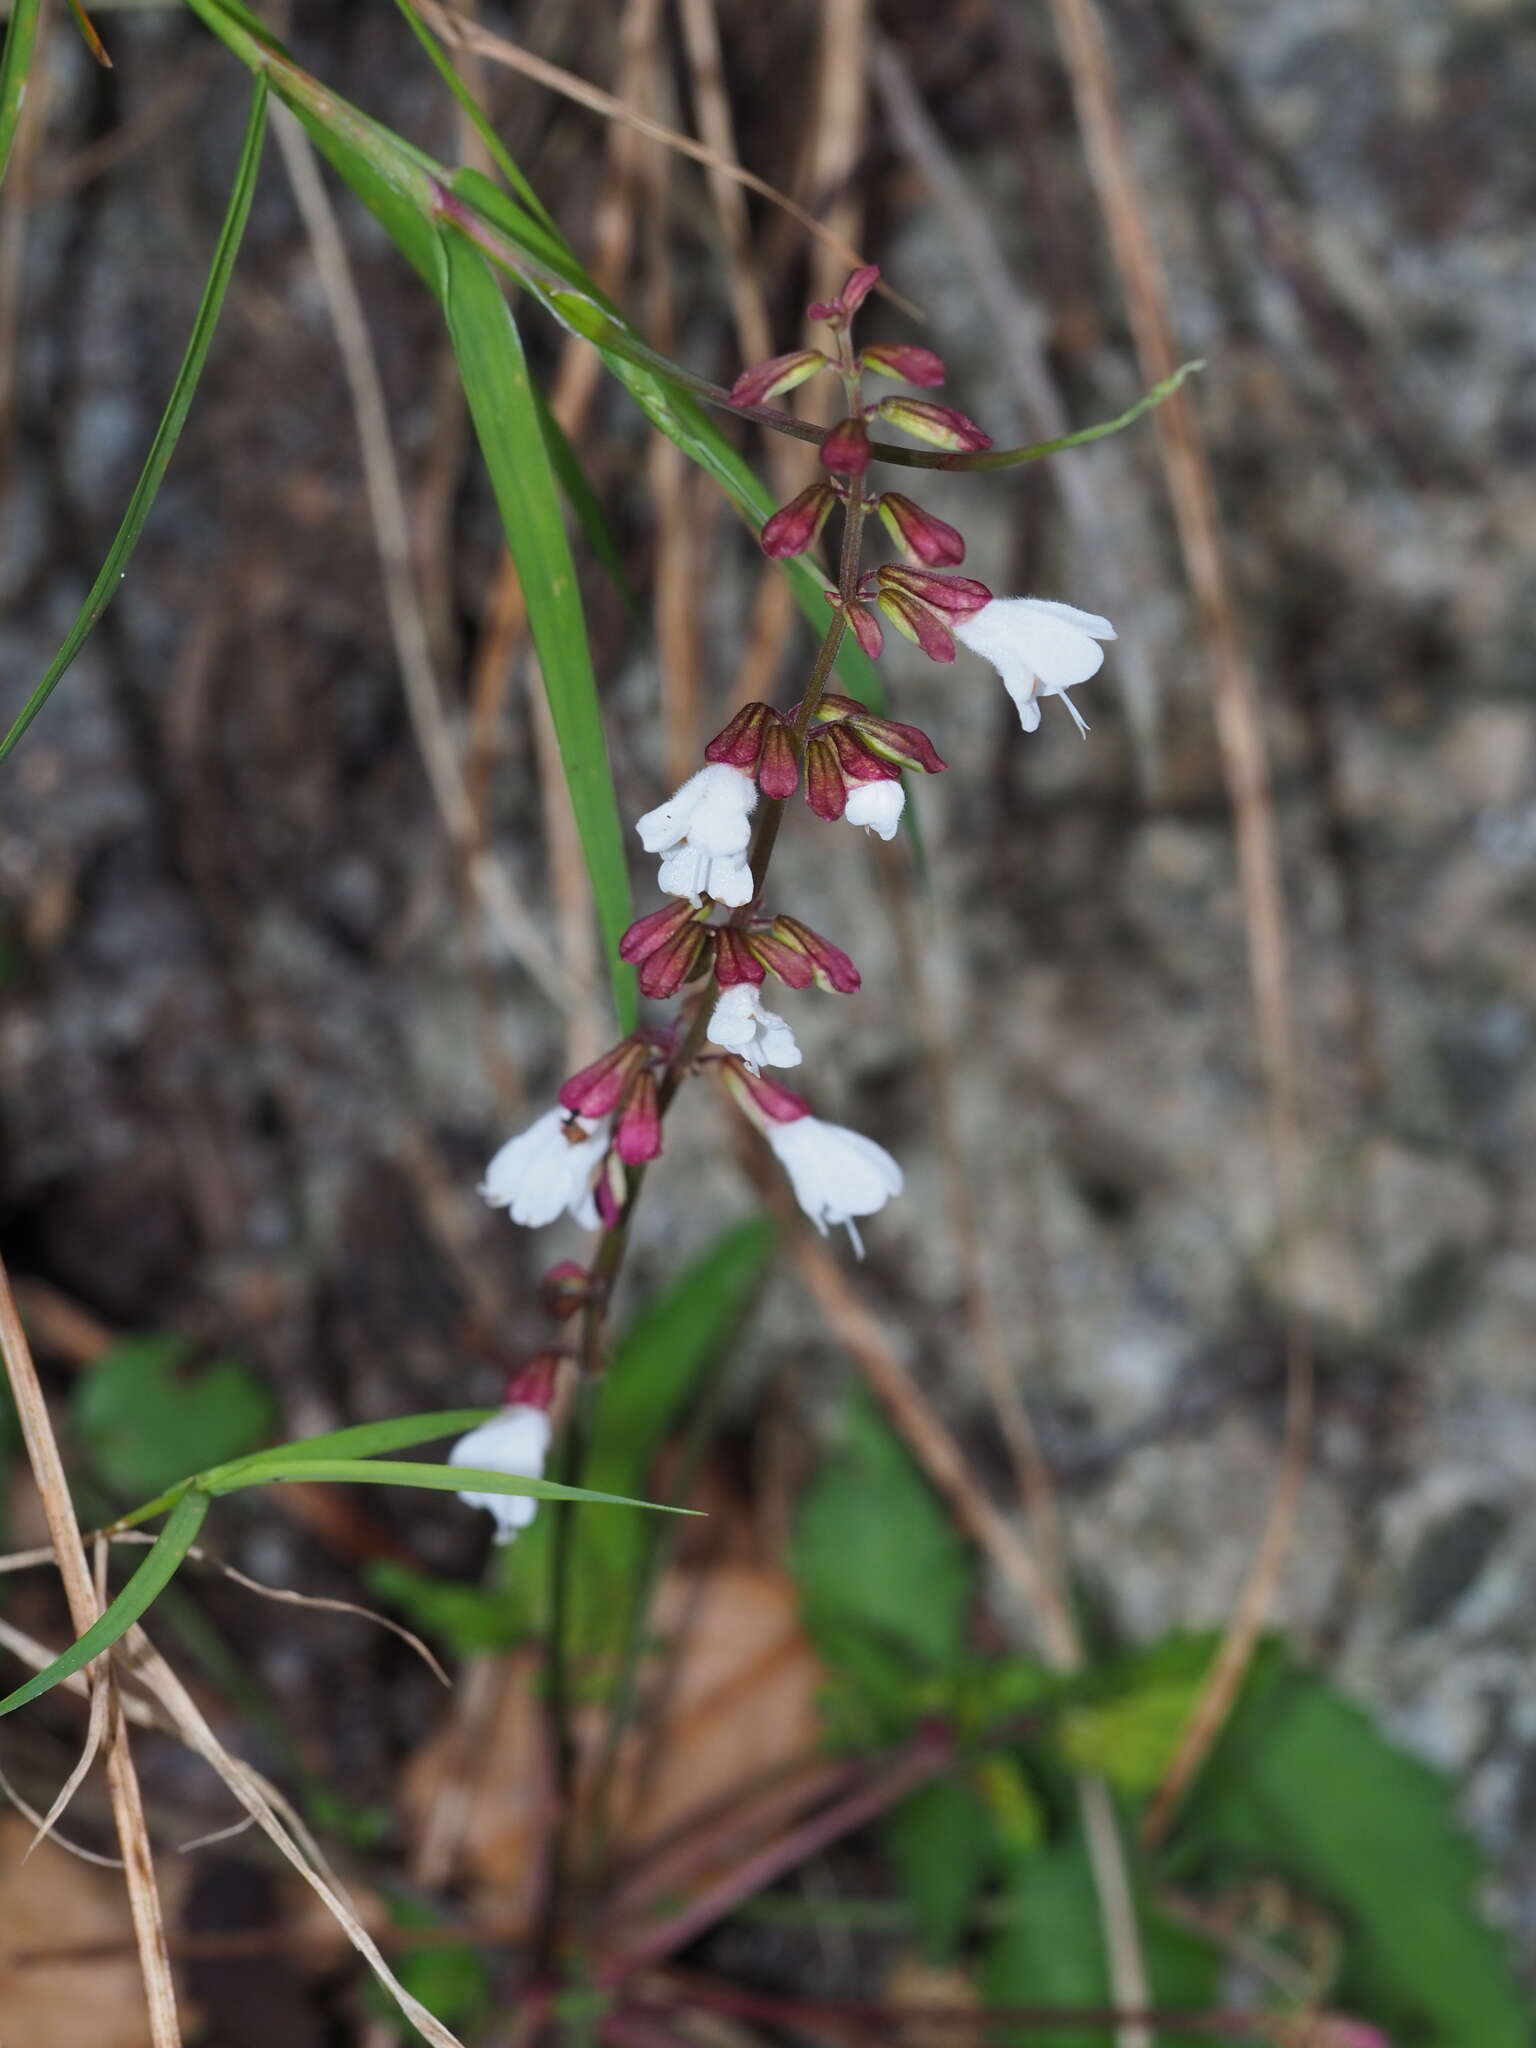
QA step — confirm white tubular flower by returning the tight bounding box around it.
[637,762,757,905]
[765,1114,903,1255]
[843,779,906,840]
[954,597,1116,734]
[481,1106,611,1228]
[708,982,802,1071]
[449,1405,552,1544]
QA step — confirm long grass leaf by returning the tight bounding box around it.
[210,1457,692,1512]
[0,78,268,763]
[202,1408,496,1487]
[441,230,636,1026]
[0,0,41,190]
[0,1490,209,1718]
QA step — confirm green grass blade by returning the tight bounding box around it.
[441,229,636,1027]
[209,1456,693,1513]
[0,0,41,190]
[535,387,644,623]
[202,1408,497,1488]
[0,1489,209,1718]
[0,77,268,763]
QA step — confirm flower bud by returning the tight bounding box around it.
[713,927,767,988]
[820,415,871,476]
[729,348,828,409]
[768,915,862,993]
[803,724,899,822]
[808,264,880,324]
[638,920,714,999]
[874,585,957,662]
[537,1260,591,1321]
[505,1351,562,1409]
[741,928,815,990]
[846,600,884,659]
[877,492,966,567]
[815,694,947,776]
[619,896,706,965]
[761,483,837,559]
[615,1070,662,1165]
[860,342,946,387]
[758,717,800,800]
[875,566,993,617]
[558,1036,649,1117]
[873,396,992,452]
[594,1147,627,1228]
[705,700,779,772]
[719,1055,811,1127]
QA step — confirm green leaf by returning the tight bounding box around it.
[440,229,636,1029]
[74,1335,277,1503]
[0,1490,209,1718]
[1178,1657,1532,2048]
[0,0,41,192]
[1055,1632,1236,1798]
[792,1391,973,1676]
[206,1455,692,1514]
[206,1407,495,1480]
[535,385,644,622]
[0,77,267,762]
[885,1776,995,1963]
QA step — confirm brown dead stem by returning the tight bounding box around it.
[0,1255,183,2047]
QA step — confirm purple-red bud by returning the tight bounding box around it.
[875,566,993,616]
[638,921,714,999]
[873,396,993,452]
[846,710,947,776]
[615,1070,662,1165]
[877,492,966,567]
[706,700,778,771]
[720,1056,811,1126]
[761,483,836,559]
[504,1352,562,1410]
[770,915,862,993]
[743,928,815,990]
[758,717,800,800]
[729,349,828,409]
[875,586,957,662]
[594,1148,626,1228]
[846,600,884,659]
[620,896,705,965]
[713,927,767,988]
[820,415,871,477]
[538,1260,591,1321]
[839,264,881,314]
[860,342,946,387]
[558,1036,648,1117]
[803,728,850,822]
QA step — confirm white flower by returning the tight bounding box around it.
[765,1114,903,1255]
[844,780,905,840]
[449,1404,551,1543]
[708,982,802,1071]
[954,597,1116,734]
[637,762,757,905]
[481,1106,611,1228]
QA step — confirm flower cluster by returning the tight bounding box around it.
[462,263,1119,1526]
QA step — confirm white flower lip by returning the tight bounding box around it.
[638,763,758,904]
[844,780,906,840]
[481,1105,611,1229]
[708,982,802,1071]
[449,1404,552,1544]
[954,596,1115,734]
[765,1113,903,1254]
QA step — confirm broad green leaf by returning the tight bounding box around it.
[792,1391,973,1674]
[984,1823,1216,2048]
[0,1490,209,1718]
[1053,1632,1251,1798]
[206,1455,690,1514]
[885,1776,995,1963]
[441,229,636,1029]
[74,1335,277,1502]
[1177,1658,1531,2048]
[0,78,268,762]
[0,0,41,191]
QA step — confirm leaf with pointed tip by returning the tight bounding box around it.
[207,1456,693,1514]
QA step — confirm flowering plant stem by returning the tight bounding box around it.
[540,486,870,1968]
